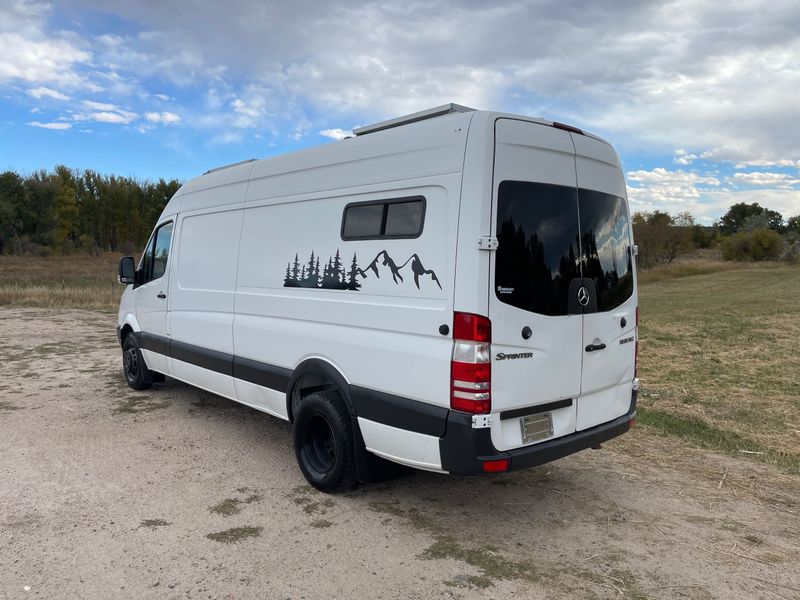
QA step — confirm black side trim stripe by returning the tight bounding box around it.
[233,356,291,393]
[135,332,446,437]
[139,332,169,357]
[499,398,573,421]
[351,386,449,438]
[171,339,233,377]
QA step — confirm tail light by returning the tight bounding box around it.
[451,312,491,414]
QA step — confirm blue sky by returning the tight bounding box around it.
[1,0,798,223]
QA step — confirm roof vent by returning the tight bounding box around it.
[353,103,475,136]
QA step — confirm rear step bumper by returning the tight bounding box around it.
[440,392,636,474]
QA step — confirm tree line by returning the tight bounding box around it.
[633,203,800,266]
[1,167,797,267]
[0,166,181,255]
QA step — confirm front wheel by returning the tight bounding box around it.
[122,334,153,390]
[293,391,357,493]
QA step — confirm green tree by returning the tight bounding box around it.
[721,229,783,261]
[787,215,800,236]
[0,171,25,253]
[719,202,783,234]
[632,210,692,267]
[53,165,80,250]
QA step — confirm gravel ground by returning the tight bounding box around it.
[1,307,799,600]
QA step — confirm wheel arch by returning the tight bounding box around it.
[117,314,141,348]
[286,358,354,423]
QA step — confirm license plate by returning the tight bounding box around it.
[520,412,553,444]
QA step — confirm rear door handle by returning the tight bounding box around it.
[157,292,167,299]
[585,343,606,352]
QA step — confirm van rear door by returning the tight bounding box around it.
[572,134,637,431]
[488,119,582,451]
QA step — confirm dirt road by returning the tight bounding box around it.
[1,308,799,599]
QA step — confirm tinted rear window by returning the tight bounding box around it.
[578,189,633,311]
[495,181,633,315]
[495,181,580,316]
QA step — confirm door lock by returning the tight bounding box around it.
[157,292,166,299]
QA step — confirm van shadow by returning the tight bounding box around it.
[159,379,618,531]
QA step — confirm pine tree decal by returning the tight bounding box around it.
[292,253,301,281]
[284,262,292,286]
[347,253,361,291]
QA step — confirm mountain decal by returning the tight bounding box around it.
[283,249,441,291]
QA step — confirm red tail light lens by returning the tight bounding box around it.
[451,312,492,414]
[453,312,491,343]
[481,458,509,472]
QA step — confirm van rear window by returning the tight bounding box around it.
[341,197,425,240]
[578,189,633,311]
[495,181,580,316]
[495,181,633,315]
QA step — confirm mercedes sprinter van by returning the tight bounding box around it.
[117,104,639,492]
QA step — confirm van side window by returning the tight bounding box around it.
[140,221,173,283]
[341,197,425,240]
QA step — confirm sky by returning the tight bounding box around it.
[0,0,798,224]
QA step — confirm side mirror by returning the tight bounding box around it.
[119,256,136,285]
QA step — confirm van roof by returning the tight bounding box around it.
[171,106,615,209]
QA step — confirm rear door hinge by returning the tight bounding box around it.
[472,414,493,428]
[477,236,498,251]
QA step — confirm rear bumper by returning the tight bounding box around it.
[440,392,636,474]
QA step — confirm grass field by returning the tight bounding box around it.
[0,253,123,310]
[2,253,799,473]
[636,263,800,473]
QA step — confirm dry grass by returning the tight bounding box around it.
[637,264,800,472]
[0,253,125,311]
[637,257,784,285]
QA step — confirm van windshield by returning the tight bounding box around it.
[495,181,633,316]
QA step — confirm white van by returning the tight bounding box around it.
[117,104,639,492]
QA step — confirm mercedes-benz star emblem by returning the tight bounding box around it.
[577,286,590,307]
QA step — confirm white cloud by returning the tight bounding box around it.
[72,108,138,124]
[154,93,172,101]
[628,168,720,187]
[673,149,699,165]
[82,100,116,111]
[319,128,351,141]
[27,86,70,100]
[733,172,800,188]
[0,32,91,87]
[28,121,71,130]
[733,159,800,169]
[145,111,181,124]
[626,168,721,215]
[627,167,800,222]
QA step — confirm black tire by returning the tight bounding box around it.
[293,390,358,493]
[122,334,153,390]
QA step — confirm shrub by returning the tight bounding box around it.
[721,228,784,261]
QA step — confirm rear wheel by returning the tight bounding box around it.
[293,391,357,493]
[122,334,153,390]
